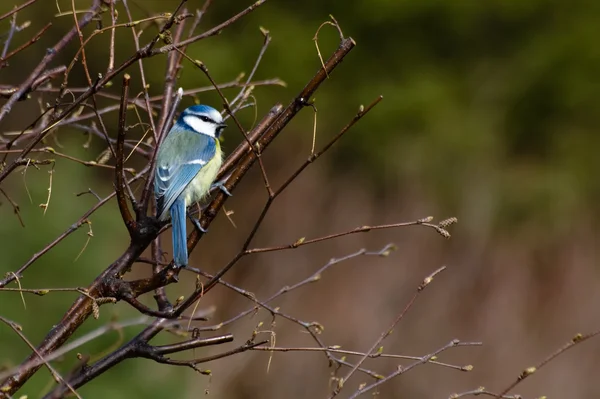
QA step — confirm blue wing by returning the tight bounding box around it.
[154,126,216,220]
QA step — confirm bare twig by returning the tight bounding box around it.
[121,0,160,142]
[0,187,25,227]
[348,340,481,399]
[491,330,600,399]
[115,74,136,234]
[250,345,472,373]
[0,0,39,22]
[450,388,522,399]
[0,316,81,398]
[0,165,150,288]
[0,22,52,67]
[329,266,448,398]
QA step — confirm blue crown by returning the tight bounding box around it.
[185,104,218,115]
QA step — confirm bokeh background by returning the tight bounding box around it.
[1,0,600,398]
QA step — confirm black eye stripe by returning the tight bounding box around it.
[184,111,221,125]
[195,115,214,123]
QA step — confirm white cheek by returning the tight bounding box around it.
[183,116,215,137]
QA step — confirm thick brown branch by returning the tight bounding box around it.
[217,104,284,179]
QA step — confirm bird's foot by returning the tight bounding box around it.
[188,215,208,233]
[211,179,232,197]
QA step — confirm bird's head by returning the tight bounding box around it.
[179,105,227,138]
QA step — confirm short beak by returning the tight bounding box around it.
[219,123,227,128]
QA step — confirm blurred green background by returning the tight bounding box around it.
[1,0,600,398]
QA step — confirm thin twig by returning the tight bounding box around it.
[0,187,25,227]
[329,266,448,398]
[122,0,159,142]
[492,330,600,399]
[0,22,52,66]
[0,0,39,22]
[0,165,150,288]
[0,316,82,399]
[115,74,136,234]
[247,217,449,255]
[250,346,472,372]
[348,340,481,399]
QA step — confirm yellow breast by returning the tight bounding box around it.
[183,142,223,206]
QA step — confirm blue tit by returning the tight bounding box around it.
[154,104,226,267]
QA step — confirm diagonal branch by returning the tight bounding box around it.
[0,316,81,399]
[0,0,39,22]
[0,22,51,67]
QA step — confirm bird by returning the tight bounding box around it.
[154,104,227,267]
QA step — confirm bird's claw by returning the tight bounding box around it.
[211,180,232,197]
[189,215,208,233]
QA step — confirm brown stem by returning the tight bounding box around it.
[0,0,39,22]
[115,74,136,235]
[0,22,52,67]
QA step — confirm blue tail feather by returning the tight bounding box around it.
[170,199,188,267]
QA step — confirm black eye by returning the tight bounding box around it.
[200,115,211,122]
